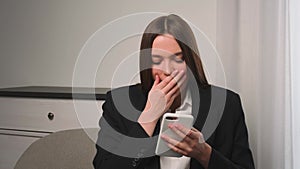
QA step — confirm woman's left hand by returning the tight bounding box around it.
[161,124,212,168]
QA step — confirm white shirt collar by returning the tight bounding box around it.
[175,89,192,115]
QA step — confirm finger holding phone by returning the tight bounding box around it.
[161,124,212,169]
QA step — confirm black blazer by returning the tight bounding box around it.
[93,84,255,169]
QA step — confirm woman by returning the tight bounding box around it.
[93,14,255,169]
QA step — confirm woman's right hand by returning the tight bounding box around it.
[138,70,186,135]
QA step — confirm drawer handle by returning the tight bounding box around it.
[48,112,54,120]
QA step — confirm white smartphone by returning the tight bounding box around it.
[155,113,194,157]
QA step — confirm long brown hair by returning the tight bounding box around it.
[139,14,209,94]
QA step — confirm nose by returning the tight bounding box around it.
[162,60,173,75]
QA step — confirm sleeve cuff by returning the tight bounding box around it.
[208,148,233,169]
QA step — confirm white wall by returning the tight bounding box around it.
[216,0,259,164]
[0,0,216,88]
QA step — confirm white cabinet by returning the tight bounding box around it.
[0,97,104,132]
[0,86,107,169]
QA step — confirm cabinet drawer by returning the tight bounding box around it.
[0,97,104,132]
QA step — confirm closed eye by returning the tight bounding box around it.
[151,55,163,65]
[172,53,184,63]
[151,52,184,64]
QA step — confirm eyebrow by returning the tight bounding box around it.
[152,52,183,58]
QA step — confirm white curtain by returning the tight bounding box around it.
[216,0,299,168]
[289,0,300,168]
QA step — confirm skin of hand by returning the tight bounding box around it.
[138,69,186,136]
[161,124,212,169]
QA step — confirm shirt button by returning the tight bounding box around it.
[132,161,137,167]
[137,152,143,158]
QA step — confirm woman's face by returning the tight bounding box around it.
[151,34,187,88]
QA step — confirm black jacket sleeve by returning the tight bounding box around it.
[207,93,255,169]
[93,90,156,169]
